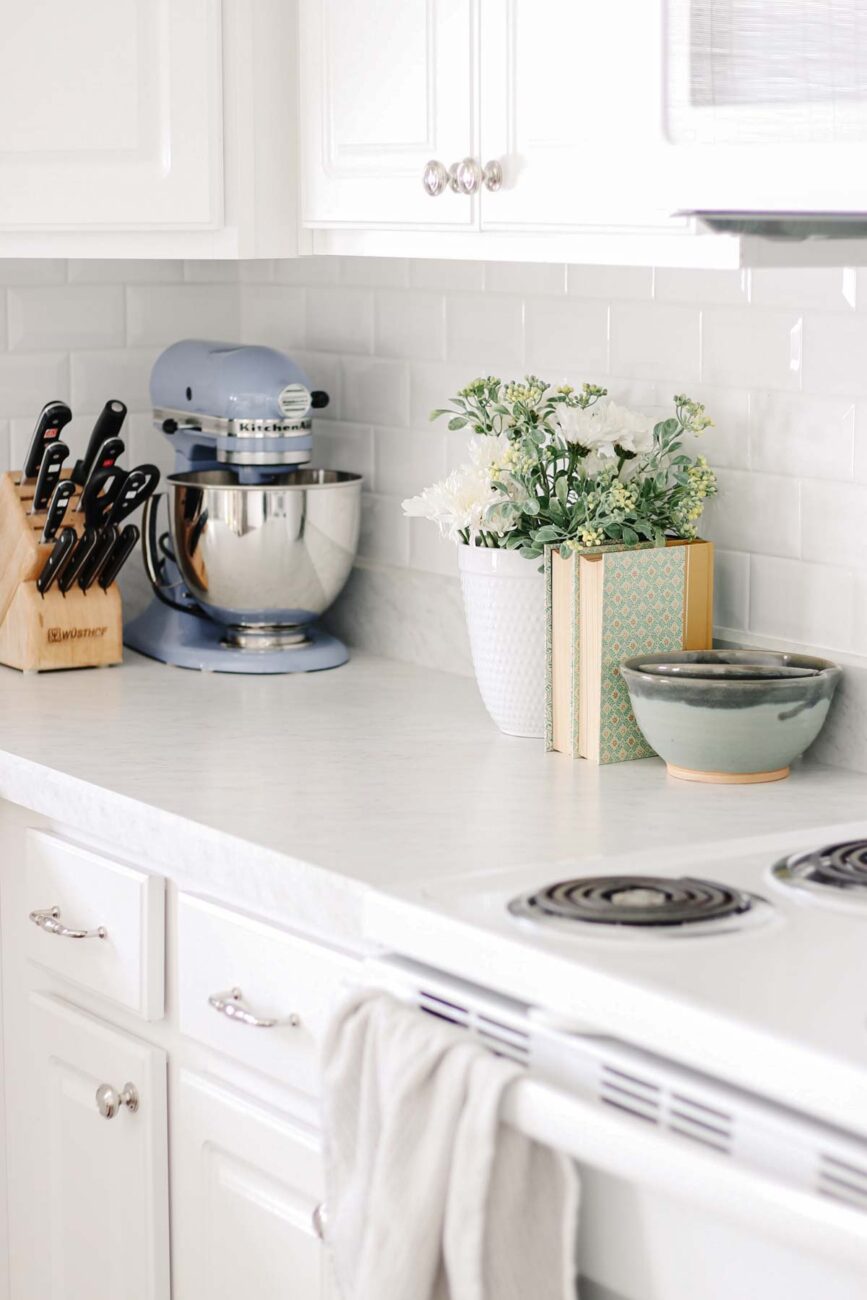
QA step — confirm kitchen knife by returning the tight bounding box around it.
[71,400,127,486]
[30,440,69,513]
[57,528,97,594]
[40,480,77,543]
[98,524,140,590]
[78,464,127,530]
[36,526,77,595]
[21,401,72,483]
[74,436,126,511]
[78,525,118,592]
[105,464,161,526]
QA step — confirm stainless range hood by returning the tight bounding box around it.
[691,214,867,241]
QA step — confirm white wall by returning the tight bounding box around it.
[240,257,867,686]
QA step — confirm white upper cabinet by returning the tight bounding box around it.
[663,0,867,215]
[0,0,221,232]
[0,0,301,258]
[479,0,675,233]
[300,0,477,228]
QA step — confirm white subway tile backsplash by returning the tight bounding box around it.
[341,257,410,288]
[307,286,374,355]
[801,479,867,568]
[126,284,238,346]
[409,361,478,428]
[312,420,374,479]
[0,352,68,418]
[703,308,802,391]
[568,266,653,300]
[183,261,241,283]
[446,294,524,369]
[749,554,854,652]
[610,303,699,384]
[375,291,445,361]
[486,261,566,296]
[8,285,123,352]
[750,393,855,481]
[340,356,410,427]
[408,516,458,577]
[685,385,749,471]
[240,285,306,349]
[68,260,183,284]
[713,549,750,631]
[803,313,867,396]
[702,467,800,558]
[358,492,410,566]
[70,348,159,414]
[0,260,66,285]
[410,259,486,292]
[373,426,447,498]
[654,268,749,305]
[274,256,341,286]
[525,298,608,376]
[750,267,856,311]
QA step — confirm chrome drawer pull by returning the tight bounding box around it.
[208,987,300,1029]
[312,1202,327,1241]
[95,1081,139,1119]
[29,906,106,940]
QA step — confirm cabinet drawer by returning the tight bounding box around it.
[177,894,356,1093]
[25,830,165,1020]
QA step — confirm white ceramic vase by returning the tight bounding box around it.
[458,544,547,739]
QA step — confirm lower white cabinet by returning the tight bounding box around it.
[9,994,170,1300]
[172,1069,334,1300]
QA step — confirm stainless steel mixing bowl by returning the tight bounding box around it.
[142,468,362,648]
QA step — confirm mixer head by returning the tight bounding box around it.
[150,339,329,470]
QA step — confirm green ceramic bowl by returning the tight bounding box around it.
[620,650,842,784]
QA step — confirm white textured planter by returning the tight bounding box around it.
[458,544,546,738]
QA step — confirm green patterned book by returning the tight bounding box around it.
[545,541,714,763]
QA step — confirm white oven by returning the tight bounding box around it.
[365,954,867,1300]
[663,0,867,218]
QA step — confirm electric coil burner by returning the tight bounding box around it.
[508,874,759,933]
[772,840,867,901]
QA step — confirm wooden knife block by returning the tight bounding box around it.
[0,471,122,672]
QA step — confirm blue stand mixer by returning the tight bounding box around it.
[124,340,362,673]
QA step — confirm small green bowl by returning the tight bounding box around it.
[620,650,842,783]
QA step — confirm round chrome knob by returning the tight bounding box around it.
[95,1081,139,1119]
[312,1202,327,1241]
[451,157,482,195]
[422,159,450,197]
[482,159,503,192]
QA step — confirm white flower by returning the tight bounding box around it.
[402,463,504,543]
[555,399,655,456]
[467,431,511,468]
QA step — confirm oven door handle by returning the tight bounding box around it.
[503,1077,867,1271]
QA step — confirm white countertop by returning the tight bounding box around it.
[1,650,866,945]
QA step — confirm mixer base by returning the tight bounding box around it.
[124,601,350,674]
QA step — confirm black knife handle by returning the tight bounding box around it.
[36,526,77,595]
[106,464,161,526]
[22,401,72,483]
[79,464,127,531]
[78,526,118,592]
[41,480,77,543]
[72,400,127,487]
[57,528,97,594]
[75,437,125,511]
[31,441,69,513]
[98,524,139,590]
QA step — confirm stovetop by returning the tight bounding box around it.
[364,819,867,1139]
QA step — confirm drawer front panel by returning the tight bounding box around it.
[177,894,356,1092]
[25,829,165,1020]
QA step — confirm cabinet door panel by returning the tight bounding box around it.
[0,0,222,230]
[173,1070,333,1300]
[301,0,477,228]
[8,994,170,1300]
[480,0,677,231]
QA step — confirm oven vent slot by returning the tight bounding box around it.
[599,1063,660,1124]
[417,990,530,1065]
[817,1153,867,1213]
[668,1092,734,1155]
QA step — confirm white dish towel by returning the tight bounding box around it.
[321,988,579,1300]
